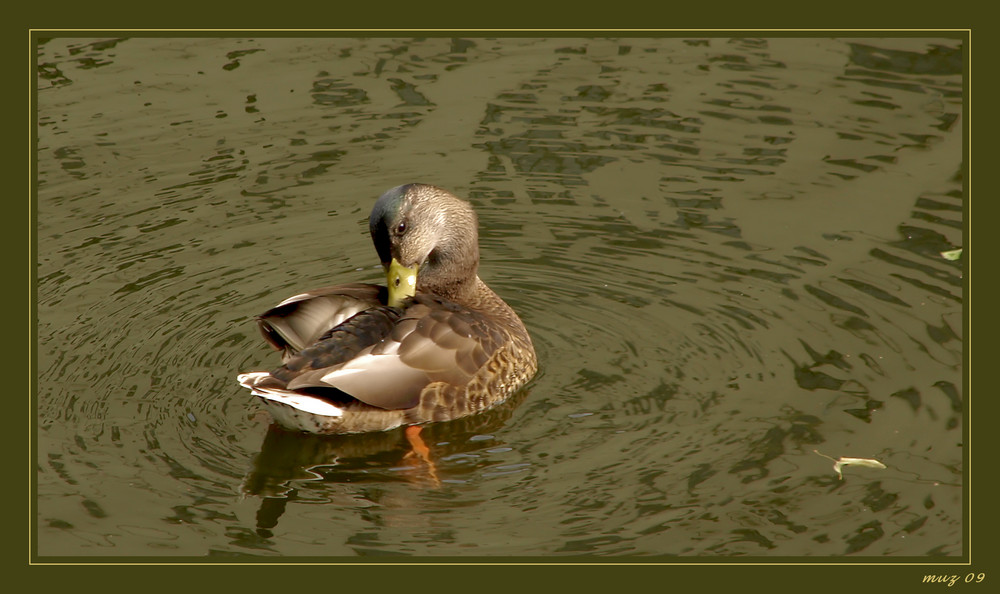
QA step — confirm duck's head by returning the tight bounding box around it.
[369,184,480,306]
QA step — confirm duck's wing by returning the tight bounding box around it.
[275,295,506,411]
[244,304,415,411]
[256,283,386,359]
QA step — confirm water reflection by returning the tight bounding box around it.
[242,390,529,549]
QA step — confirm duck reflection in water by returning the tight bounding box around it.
[242,389,529,537]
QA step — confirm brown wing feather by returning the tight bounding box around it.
[392,294,507,383]
[256,283,385,357]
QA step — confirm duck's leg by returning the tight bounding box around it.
[404,425,440,487]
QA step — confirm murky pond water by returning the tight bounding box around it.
[36,36,963,558]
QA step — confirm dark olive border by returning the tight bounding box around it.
[15,2,985,591]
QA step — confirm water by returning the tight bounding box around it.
[35,36,963,558]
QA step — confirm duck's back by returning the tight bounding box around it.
[249,286,536,424]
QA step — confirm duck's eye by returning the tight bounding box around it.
[396,221,407,235]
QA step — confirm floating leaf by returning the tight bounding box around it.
[833,457,887,479]
[814,450,887,480]
[940,248,962,261]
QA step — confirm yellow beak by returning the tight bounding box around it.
[386,258,418,307]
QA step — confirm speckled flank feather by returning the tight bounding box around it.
[415,336,538,424]
[237,184,538,434]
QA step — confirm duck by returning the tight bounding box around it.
[237,183,538,436]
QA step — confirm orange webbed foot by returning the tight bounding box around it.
[404,425,440,487]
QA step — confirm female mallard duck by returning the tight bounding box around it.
[237,183,537,435]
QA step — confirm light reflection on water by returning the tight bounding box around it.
[36,36,962,557]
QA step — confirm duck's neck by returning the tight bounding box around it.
[464,275,506,308]
[473,276,531,328]
[434,276,535,349]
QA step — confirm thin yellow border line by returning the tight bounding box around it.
[29,28,971,32]
[30,30,970,566]
[24,559,977,565]
[965,29,971,564]
[28,28,33,568]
